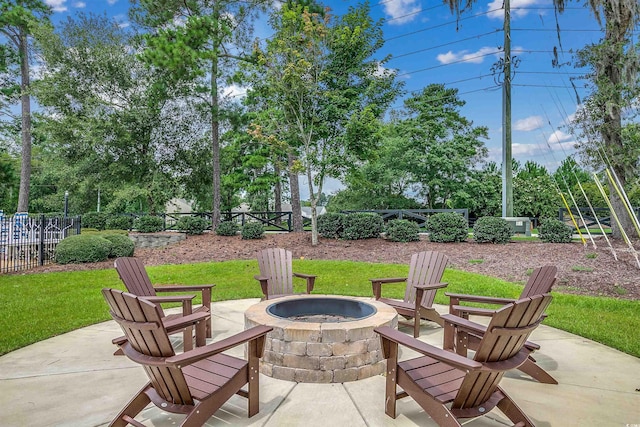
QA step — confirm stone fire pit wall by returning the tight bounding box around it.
[244,295,398,384]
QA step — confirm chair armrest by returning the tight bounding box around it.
[450,304,497,318]
[254,275,269,298]
[375,326,481,371]
[441,313,489,335]
[154,284,216,292]
[163,311,211,334]
[167,325,274,367]
[369,277,407,284]
[143,295,196,304]
[414,282,448,291]
[370,277,407,300]
[442,313,539,350]
[446,292,516,305]
[293,272,316,293]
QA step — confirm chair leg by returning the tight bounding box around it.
[518,357,558,384]
[413,315,420,338]
[110,385,152,427]
[248,340,260,417]
[182,326,194,352]
[496,388,536,427]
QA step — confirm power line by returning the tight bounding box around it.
[512,28,602,33]
[385,8,502,42]
[397,51,501,78]
[388,30,501,61]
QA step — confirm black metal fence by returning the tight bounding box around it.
[558,207,639,231]
[0,214,81,273]
[341,209,469,230]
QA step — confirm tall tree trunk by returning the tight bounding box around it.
[211,54,221,228]
[274,163,282,225]
[306,167,318,245]
[601,3,635,240]
[288,151,303,232]
[17,26,31,213]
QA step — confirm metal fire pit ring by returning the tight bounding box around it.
[244,295,397,383]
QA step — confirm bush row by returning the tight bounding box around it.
[55,232,135,264]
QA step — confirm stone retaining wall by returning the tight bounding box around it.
[128,232,186,248]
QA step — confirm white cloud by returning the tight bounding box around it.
[487,0,541,20]
[107,0,118,5]
[514,115,543,131]
[547,130,572,143]
[384,0,421,25]
[222,84,247,99]
[73,1,86,8]
[436,46,501,64]
[44,0,67,12]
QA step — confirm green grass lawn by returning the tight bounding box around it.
[1,259,638,358]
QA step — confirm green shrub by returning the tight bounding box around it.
[539,218,573,243]
[55,234,112,264]
[176,216,209,235]
[101,233,135,257]
[317,212,345,239]
[241,222,264,239]
[133,215,164,233]
[385,219,420,242]
[426,212,468,243]
[342,213,383,240]
[105,215,134,231]
[216,221,239,236]
[473,216,513,244]
[82,212,108,230]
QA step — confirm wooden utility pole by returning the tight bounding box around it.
[501,0,513,217]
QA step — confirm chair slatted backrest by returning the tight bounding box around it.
[114,257,170,318]
[257,248,294,296]
[102,288,194,405]
[452,293,553,410]
[521,265,557,298]
[404,251,449,307]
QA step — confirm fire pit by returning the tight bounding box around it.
[244,295,397,383]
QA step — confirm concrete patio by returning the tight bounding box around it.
[1,298,639,426]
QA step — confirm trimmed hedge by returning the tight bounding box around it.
[427,212,468,243]
[539,218,573,243]
[105,215,134,231]
[241,222,264,240]
[82,212,108,230]
[101,233,135,258]
[55,234,112,264]
[473,216,513,244]
[176,216,209,235]
[385,219,420,242]
[342,213,383,240]
[216,221,239,236]
[317,212,345,239]
[133,215,164,233]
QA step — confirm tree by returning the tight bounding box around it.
[35,13,191,214]
[130,0,270,227]
[513,161,559,219]
[246,2,400,244]
[390,84,488,209]
[0,0,51,212]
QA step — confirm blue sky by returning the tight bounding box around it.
[45,0,603,177]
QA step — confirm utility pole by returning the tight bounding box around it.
[501,0,513,217]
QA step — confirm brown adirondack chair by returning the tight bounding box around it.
[445,265,558,384]
[102,288,272,427]
[114,257,215,351]
[370,251,449,338]
[375,293,553,427]
[254,248,316,300]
